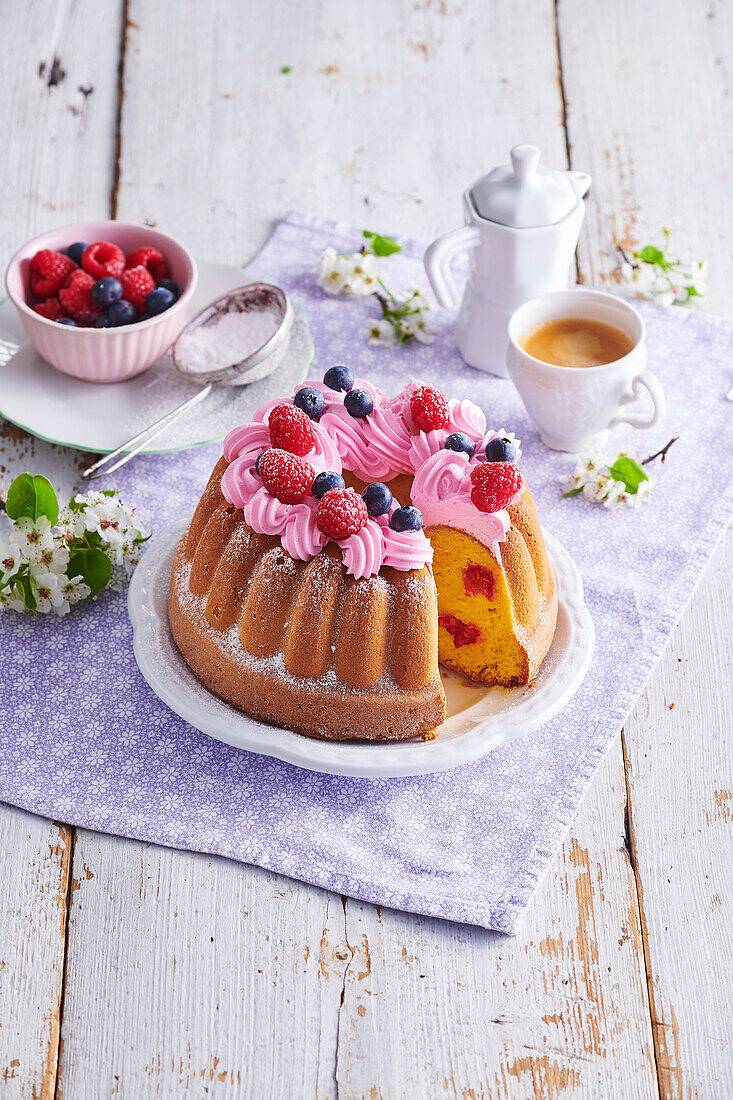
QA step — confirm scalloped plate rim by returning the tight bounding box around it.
[128,517,595,778]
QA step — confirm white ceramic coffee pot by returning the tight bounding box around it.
[424,144,591,377]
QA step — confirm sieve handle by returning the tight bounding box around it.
[80,383,214,480]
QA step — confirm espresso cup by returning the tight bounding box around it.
[506,288,665,452]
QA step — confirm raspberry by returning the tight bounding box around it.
[29,250,77,298]
[32,297,68,321]
[439,614,483,648]
[410,384,449,433]
[469,462,523,513]
[120,265,156,315]
[258,448,314,504]
[125,246,170,283]
[59,270,103,325]
[268,403,316,456]
[316,487,368,540]
[81,241,125,280]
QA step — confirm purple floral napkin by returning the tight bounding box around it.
[1,211,731,933]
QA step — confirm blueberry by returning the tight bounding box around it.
[157,278,180,300]
[484,436,517,463]
[444,432,476,458]
[312,471,345,499]
[293,386,325,420]
[107,299,137,326]
[323,365,354,392]
[344,388,373,419]
[64,242,87,265]
[146,286,176,315]
[90,277,123,308]
[254,451,267,475]
[56,317,78,326]
[390,505,423,532]
[362,482,393,517]
[94,314,114,328]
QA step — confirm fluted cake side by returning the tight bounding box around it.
[169,458,447,742]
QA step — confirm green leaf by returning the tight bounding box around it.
[67,547,111,597]
[280,64,292,73]
[637,245,665,265]
[607,453,648,494]
[685,285,701,298]
[363,230,401,257]
[5,473,59,525]
[15,573,37,610]
[562,486,583,498]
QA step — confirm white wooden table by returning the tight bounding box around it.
[1,3,731,1097]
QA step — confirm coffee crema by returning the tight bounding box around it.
[520,317,634,368]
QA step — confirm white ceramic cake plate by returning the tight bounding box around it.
[0,260,313,454]
[128,518,595,778]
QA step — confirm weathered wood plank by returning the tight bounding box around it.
[0,0,122,259]
[56,840,345,1099]
[0,4,123,1097]
[115,0,570,263]
[0,809,71,1100]
[559,0,733,1094]
[335,751,658,1099]
[623,531,733,1099]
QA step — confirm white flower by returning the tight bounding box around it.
[75,498,126,549]
[62,575,91,604]
[0,591,26,613]
[562,473,584,496]
[601,479,628,509]
[0,542,23,580]
[406,287,432,312]
[317,247,353,296]
[10,517,54,562]
[574,446,605,477]
[32,571,70,615]
[346,252,379,296]
[582,474,613,503]
[367,318,397,347]
[34,540,70,575]
[398,316,416,338]
[411,312,436,344]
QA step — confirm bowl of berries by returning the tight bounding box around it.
[5,221,198,382]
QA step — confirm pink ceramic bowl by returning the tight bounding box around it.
[5,221,198,383]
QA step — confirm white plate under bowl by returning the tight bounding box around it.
[128,518,595,778]
[0,260,313,454]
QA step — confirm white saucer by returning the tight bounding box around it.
[0,260,314,454]
[128,518,595,778]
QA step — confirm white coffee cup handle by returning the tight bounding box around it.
[608,370,666,431]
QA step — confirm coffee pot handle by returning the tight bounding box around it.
[424,225,481,308]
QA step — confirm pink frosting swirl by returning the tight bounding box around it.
[244,488,329,560]
[380,516,433,571]
[223,407,342,474]
[339,521,385,581]
[220,456,261,509]
[411,449,514,549]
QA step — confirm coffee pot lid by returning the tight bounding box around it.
[470,144,580,228]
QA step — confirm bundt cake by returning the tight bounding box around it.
[169,370,557,741]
